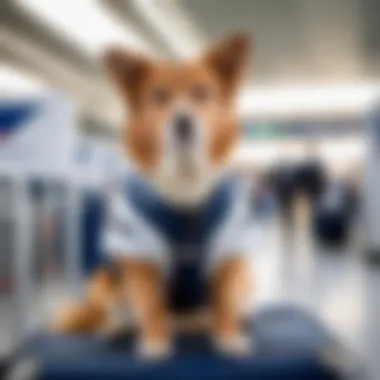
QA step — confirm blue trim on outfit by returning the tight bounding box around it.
[124,174,238,313]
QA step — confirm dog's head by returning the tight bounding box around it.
[104,33,251,206]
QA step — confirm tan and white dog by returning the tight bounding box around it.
[53,33,254,360]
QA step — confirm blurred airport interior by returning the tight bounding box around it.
[1,0,380,379]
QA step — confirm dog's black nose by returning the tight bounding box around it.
[174,114,193,143]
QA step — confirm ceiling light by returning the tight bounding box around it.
[239,83,379,117]
[132,0,203,57]
[0,65,49,98]
[16,0,154,55]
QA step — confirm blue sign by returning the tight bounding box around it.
[0,102,38,143]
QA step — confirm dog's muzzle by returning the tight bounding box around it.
[172,113,195,145]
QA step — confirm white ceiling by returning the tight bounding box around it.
[1,0,379,131]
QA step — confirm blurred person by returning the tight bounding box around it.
[295,158,327,204]
[269,160,298,227]
[251,172,276,220]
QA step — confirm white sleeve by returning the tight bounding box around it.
[207,181,255,270]
[102,190,168,268]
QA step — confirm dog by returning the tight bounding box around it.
[53,33,254,360]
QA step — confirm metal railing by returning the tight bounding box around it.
[0,171,81,354]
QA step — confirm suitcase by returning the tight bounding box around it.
[5,306,360,380]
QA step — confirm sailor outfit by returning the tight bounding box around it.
[103,173,254,313]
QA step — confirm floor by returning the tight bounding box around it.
[0,212,379,379]
[252,215,380,380]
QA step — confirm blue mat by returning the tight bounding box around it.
[12,306,347,380]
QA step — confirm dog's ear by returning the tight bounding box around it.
[103,48,152,106]
[203,33,251,99]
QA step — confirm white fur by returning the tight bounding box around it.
[154,107,223,208]
[137,338,173,360]
[213,333,253,357]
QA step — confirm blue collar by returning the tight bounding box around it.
[125,174,236,246]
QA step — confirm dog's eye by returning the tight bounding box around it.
[150,87,171,106]
[191,85,211,103]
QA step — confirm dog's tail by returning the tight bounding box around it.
[51,266,121,334]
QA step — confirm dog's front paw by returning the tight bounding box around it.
[213,333,253,357]
[137,338,173,361]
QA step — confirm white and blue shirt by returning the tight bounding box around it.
[103,173,254,313]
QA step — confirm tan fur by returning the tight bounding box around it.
[53,257,251,336]
[120,261,170,349]
[53,33,253,357]
[52,268,119,333]
[106,33,250,175]
[210,258,252,336]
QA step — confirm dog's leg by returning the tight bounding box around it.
[211,256,253,356]
[51,268,119,334]
[121,260,171,360]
